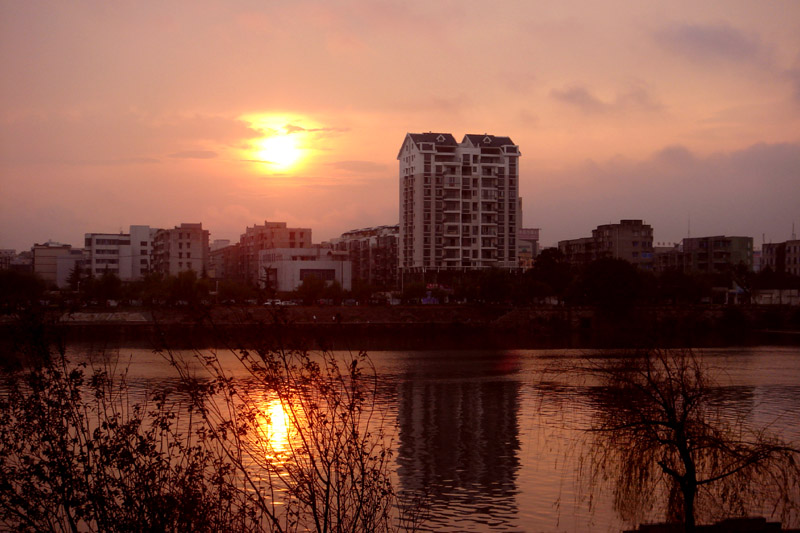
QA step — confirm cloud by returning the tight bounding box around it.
[785,67,800,103]
[78,157,160,166]
[652,145,696,167]
[284,123,349,135]
[551,86,607,113]
[526,142,800,246]
[327,160,389,174]
[168,150,218,159]
[655,23,765,64]
[0,110,254,166]
[550,84,663,114]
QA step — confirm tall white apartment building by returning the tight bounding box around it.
[84,225,157,280]
[398,133,521,271]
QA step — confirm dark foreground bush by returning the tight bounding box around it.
[0,348,242,532]
[0,334,420,532]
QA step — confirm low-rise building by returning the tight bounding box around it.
[258,247,351,292]
[762,239,800,277]
[332,225,399,289]
[56,249,87,289]
[653,243,683,273]
[239,221,312,283]
[84,225,158,280]
[0,249,14,270]
[152,223,210,276]
[32,241,73,286]
[558,220,654,269]
[682,235,753,273]
[517,228,540,270]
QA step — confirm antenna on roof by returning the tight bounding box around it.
[687,214,691,238]
[793,221,796,240]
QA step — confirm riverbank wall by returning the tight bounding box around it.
[3,304,798,355]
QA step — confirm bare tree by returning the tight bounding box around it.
[581,348,800,532]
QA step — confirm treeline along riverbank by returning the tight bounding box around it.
[3,304,799,354]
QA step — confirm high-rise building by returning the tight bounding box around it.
[398,133,521,272]
[152,223,210,276]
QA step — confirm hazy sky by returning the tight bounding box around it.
[2,1,799,251]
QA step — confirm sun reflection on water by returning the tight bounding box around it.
[257,397,295,456]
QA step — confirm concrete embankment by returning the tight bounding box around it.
[3,305,798,353]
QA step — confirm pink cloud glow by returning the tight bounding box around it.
[2,1,799,250]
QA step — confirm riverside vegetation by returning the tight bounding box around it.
[1,310,799,532]
[573,349,800,532]
[0,312,421,532]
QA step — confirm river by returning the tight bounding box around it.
[71,344,800,532]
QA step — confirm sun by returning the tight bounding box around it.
[254,135,302,169]
[241,113,312,173]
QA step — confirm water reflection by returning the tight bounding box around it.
[396,352,522,532]
[252,396,295,458]
[64,345,800,532]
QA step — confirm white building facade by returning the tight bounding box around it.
[84,225,158,280]
[398,133,521,272]
[258,247,351,292]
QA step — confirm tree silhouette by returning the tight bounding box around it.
[583,349,800,532]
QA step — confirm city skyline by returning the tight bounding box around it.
[2,1,800,252]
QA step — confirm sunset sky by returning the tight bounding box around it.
[2,1,799,251]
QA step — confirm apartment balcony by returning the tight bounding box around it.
[444,202,460,213]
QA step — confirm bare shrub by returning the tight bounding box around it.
[163,343,410,533]
[0,347,242,532]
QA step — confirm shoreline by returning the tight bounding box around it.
[2,304,799,352]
